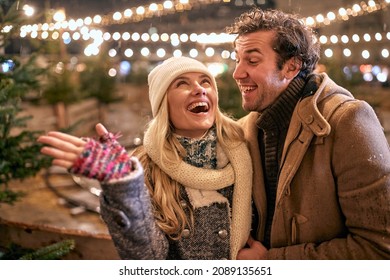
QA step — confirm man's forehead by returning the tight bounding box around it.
[234,32,274,52]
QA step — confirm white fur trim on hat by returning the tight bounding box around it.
[147,56,218,117]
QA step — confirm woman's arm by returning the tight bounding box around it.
[99,159,169,259]
[38,124,169,259]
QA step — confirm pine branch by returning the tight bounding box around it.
[0,188,24,204]
[19,239,76,260]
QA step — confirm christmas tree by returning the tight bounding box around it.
[0,1,51,204]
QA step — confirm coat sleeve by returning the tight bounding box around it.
[268,100,390,259]
[328,100,390,258]
[99,157,169,259]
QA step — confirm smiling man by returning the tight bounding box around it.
[226,8,390,260]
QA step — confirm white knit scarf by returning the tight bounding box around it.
[143,128,253,260]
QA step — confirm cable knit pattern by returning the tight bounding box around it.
[143,126,253,259]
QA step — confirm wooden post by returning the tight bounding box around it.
[54,101,67,129]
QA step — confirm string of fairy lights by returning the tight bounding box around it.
[16,0,390,31]
[1,0,389,82]
[10,0,389,63]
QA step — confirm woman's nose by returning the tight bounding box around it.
[193,83,206,95]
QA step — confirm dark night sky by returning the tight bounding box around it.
[26,0,135,18]
[25,0,260,19]
[22,0,275,35]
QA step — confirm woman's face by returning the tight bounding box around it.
[167,72,217,138]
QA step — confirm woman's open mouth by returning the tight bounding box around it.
[187,102,209,113]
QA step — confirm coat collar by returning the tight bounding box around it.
[278,73,354,204]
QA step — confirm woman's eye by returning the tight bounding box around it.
[176,80,188,87]
[201,79,211,85]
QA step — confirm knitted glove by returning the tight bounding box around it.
[69,132,133,182]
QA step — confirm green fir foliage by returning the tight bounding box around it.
[0,239,75,260]
[79,54,120,104]
[216,70,247,119]
[42,66,81,105]
[0,1,51,204]
[19,239,76,260]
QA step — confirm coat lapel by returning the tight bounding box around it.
[276,75,335,205]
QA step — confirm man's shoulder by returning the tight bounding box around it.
[300,73,356,120]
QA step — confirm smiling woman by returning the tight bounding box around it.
[38,56,253,260]
[167,72,217,138]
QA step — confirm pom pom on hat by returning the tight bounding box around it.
[148,56,217,117]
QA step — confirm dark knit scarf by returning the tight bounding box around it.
[256,76,310,248]
[176,127,217,169]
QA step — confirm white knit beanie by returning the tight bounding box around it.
[147,56,218,117]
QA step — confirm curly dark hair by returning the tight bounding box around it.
[226,8,320,78]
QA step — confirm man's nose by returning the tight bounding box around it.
[233,62,246,80]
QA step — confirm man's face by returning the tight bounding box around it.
[233,30,292,113]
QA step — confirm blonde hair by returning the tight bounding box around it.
[137,94,245,239]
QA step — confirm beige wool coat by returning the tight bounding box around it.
[239,73,390,259]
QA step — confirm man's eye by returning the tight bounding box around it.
[249,60,259,65]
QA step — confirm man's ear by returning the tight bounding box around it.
[284,57,302,79]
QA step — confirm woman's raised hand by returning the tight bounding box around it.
[38,123,109,169]
[39,123,134,181]
[38,131,86,169]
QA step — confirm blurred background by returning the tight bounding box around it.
[0,0,389,259]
